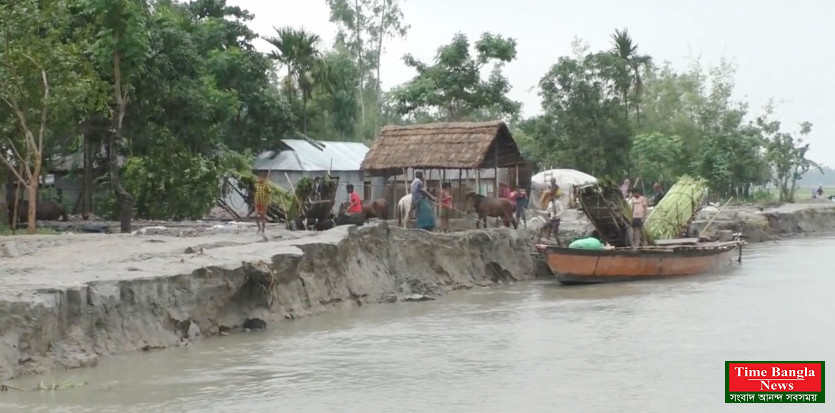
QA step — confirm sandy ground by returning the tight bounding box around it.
[0,223,325,299]
[3,202,832,299]
[0,211,580,299]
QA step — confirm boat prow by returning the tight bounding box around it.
[536,241,745,285]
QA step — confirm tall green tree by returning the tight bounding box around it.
[761,115,820,202]
[610,28,652,123]
[0,0,100,233]
[309,46,361,140]
[82,0,151,233]
[367,0,409,101]
[186,0,294,153]
[530,51,632,177]
[265,27,321,134]
[390,32,521,121]
[639,58,770,197]
[325,0,409,133]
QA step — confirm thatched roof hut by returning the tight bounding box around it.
[360,121,524,176]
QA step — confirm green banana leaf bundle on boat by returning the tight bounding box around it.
[644,175,709,239]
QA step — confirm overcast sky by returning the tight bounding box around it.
[230,0,835,166]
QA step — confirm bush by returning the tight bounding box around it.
[751,188,775,204]
[123,146,220,220]
[93,191,119,220]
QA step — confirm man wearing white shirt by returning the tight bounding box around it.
[543,197,564,245]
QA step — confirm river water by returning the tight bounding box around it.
[2,237,833,413]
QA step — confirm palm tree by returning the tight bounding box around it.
[265,27,321,133]
[610,28,652,124]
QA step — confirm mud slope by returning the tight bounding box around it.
[0,223,533,380]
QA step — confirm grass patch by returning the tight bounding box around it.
[767,187,834,203]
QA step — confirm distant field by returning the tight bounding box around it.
[767,187,834,202]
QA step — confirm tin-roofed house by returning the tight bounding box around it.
[253,139,371,214]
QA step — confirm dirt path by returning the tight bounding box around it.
[0,223,322,297]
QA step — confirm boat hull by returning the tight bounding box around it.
[539,242,742,285]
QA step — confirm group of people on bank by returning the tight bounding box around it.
[407,171,533,232]
[250,168,671,248]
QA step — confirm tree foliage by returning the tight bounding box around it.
[629,133,684,184]
[2,4,826,235]
[0,0,102,233]
[325,0,409,139]
[520,32,816,202]
[390,32,521,122]
[265,27,321,134]
[610,28,652,123]
[761,116,820,202]
[526,51,631,178]
[123,138,219,220]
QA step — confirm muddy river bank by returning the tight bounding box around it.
[1,203,834,384]
[1,236,833,412]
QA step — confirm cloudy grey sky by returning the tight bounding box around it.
[230,0,835,165]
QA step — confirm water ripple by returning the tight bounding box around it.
[3,238,835,413]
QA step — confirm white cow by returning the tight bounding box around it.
[396,193,412,227]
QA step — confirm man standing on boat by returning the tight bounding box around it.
[651,182,665,206]
[629,188,649,247]
[541,195,564,245]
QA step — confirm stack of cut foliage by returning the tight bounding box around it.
[293,175,338,204]
[578,183,654,247]
[645,175,708,239]
[293,175,340,223]
[225,170,298,223]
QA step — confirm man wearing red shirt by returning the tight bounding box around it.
[346,184,363,215]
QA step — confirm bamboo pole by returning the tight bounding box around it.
[515,164,519,187]
[700,197,733,237]
[428,169,434,217]
[494,144,499,197]
[441,169,446,217]
[476,169,481,195]
[283,172,306,215]
[403,167,409,196]
[457,169,462,216]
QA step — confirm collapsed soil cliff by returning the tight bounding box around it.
[0,223,533,381]
[695,204,835,242]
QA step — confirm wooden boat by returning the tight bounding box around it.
[537,182,745,284]
[536,240,744,285]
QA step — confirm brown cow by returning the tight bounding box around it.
[362,199,388,220]
[465,192,517,229]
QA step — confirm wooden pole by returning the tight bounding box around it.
[284,172,306,214]
[403,167,409,195]
[515,164,519,187]
[700,197,734,236]
[457,169,462,215]
[494,144,499,197]
[428,169,434,216]
[441,169,446,218]
[476,169,481,195]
